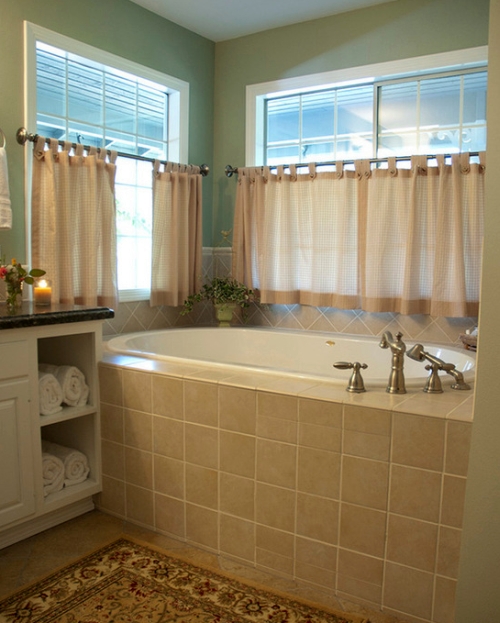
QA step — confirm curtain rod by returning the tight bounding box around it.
[16,127,210,177]
[224,152,481,178]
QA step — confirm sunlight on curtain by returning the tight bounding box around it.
[31,137,118,307]
[150,161,203,307]
[232,154,484,317]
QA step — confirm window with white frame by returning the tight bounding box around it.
[247,48,488,167]
[25,22,189,301]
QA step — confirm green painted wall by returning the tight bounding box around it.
[0,0,215,257]
[212,0,490,242]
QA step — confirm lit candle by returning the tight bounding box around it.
[34,279,52,306]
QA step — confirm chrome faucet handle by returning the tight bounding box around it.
[423,363,444,393]
[333,361,368,393]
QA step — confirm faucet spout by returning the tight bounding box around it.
[379,331,407,394]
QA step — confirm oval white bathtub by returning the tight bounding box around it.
[105,327,476,389]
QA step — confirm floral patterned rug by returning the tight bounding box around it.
[0,538,369,623]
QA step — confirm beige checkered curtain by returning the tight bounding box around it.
[150,161,203,307]
[31,137,118,307]
[232,154,484,316]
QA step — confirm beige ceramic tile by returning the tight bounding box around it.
[339,504,386,558]
[341,456,389,511]
[343,429,390,461]
[219,386,257,434]
[185,423,218,469]
[125,484,154,526]
[98,364,123,406]
[185,503,218,550]
[295,559,335,589]
[445,420,472,476]
[256,413,298,443]
[256,439,297,489]
[296,493,339,544]
[98,475,125,516]
[100,403,124,443]
[441,475,467,528]
[153,455,184,499]
[220,430,256,478]
[337,548,384,586]
[101,440,125,480]
[255,483,296,532]
[392,412,445,471]
[299,421,342,453]
[219,473,255,520]
[298,397,343,428]
[256,548,294,577]
[437,526,462,579]
[124,409,152,451]
[151,375,184,419]
[343,404,391,436]
[184,380,218,426]
[383,562,434,621]
[257,391,298,421]
[153,415,184,460]
[219,515,255,562]
[122,369,152,413]
[433,576,457,623]
[295,536,337,572]
[256,525,294,558]
[337,574,382,606]
[297,446,340,499]
[154,493,185,538]
[389,465,442,522]
[185,464,218,509]
[124,447,153,489]
[386,514,438,572]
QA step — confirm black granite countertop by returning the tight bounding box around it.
[0,303,114,330]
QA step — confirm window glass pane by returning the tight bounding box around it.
[337,86,373,136]
[378,81,418,134]
[267,145,300,165]
[463,72,487,124]
[267,96,300,144]
[37,48,66,118]
[302,142,334,161]
[302,92,334,140]
[68,60,103,126]
[138,85,167,140]
[420,75,460,128]
[105,74,136,134]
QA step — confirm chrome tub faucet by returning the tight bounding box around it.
[379,331,407,394]
[406,343,471,393]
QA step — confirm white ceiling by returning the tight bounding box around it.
[128,0,399,42]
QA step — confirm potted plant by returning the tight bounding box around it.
[182,276,256,326]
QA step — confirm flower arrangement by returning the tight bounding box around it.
[0,258,46,309]
[182,276,256,316]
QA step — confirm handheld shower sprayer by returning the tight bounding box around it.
[406,344,471,392]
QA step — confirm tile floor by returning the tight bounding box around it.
[0,510,408,623]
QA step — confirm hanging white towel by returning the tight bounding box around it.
[0,145,12,230]
[42,439,90,487]
[38,370,63,416]
[42,452,65,497]
[39,363,89,407]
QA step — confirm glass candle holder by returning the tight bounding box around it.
[34,278,52,306]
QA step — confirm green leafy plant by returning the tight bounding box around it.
[181,276,256,315]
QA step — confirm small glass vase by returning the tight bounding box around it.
[6,281,23,310]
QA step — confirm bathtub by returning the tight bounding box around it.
[105,327,476,389]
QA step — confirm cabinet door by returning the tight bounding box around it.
[0,378,35,527]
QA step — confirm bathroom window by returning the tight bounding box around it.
[25,22,188,301]
[248,47,487,166]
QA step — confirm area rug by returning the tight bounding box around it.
[0,537,369,623]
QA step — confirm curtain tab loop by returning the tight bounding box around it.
[289,164,297,181]
[308,163,316,179]
[277,165,285,181]
[49,138,59,161]
[479,151,486,173]
[108,150,118,164]
[460,152,471,174]
[388,157,397,176]
[335,161,344,179]
[34,135,45,159]
[436,154,445,169]
[411,155,427,175]
[355,159,370,179]
[153,159,161,177]
[263,166,271,182]
[74,143,84,157]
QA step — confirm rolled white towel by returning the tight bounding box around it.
[39,363,89,407]
[38,370,63,416]
[42,439,90,487]
[42,452,65,497]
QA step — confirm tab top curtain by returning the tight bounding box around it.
[232,154,485,318]
[150,161,203,307]
[31,137,118,308]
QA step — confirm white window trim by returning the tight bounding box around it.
[23,21,190,302]
[246,46,488,166]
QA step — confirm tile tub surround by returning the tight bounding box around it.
[98,355,473,623]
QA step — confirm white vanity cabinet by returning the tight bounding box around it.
[0,310,112,549]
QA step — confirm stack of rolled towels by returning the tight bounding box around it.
[42,439,90,497]
[38,363,89,415]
